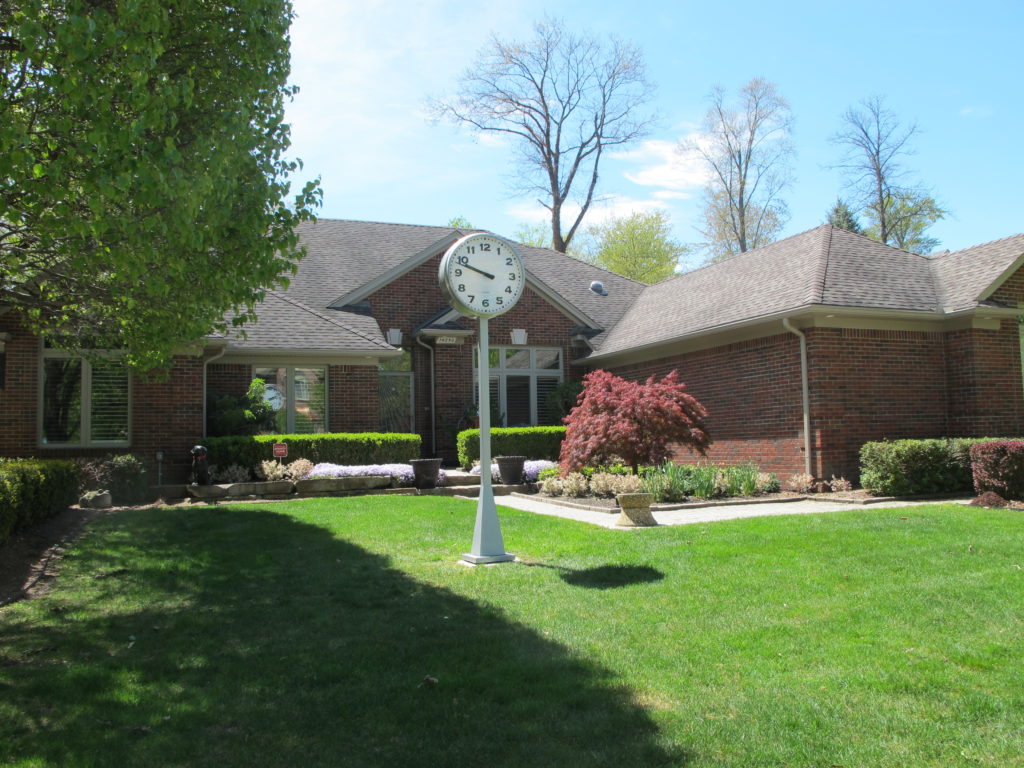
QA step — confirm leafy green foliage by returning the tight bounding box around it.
[205,433,421,471]
[456,426,566,469]
[587,212,688,283]
[859,438,1016,496]
[207,378,278,437]
[1,0,320,370]
[863,191,946,253]
[104,454,148,505]
[0,459,78,545]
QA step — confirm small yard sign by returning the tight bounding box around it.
[272,443,288,458]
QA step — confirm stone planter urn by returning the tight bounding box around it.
[495,455,526,485]
[615,493,658,527]
[410,458,443,489]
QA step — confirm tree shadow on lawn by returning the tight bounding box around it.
[0,506,689,767]
[523,561,666,590]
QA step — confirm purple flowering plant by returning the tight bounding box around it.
[308,463,446,487]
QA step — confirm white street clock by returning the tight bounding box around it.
[439,233,525,318]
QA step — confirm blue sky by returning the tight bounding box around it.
[285,0,1023,256]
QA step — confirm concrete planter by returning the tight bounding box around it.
[226,480,295,497]
[495,456,526,485]
[410,458,443,489]
[295,475,392,495]
[615,492,658,527]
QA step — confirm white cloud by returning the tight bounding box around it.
[504,195,668,227]
[958,105,993,118]
[610,136,710,191]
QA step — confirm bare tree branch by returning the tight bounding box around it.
[427,17,655,253]
[684,78,793,263]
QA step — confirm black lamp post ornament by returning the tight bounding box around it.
[439,232,525,564]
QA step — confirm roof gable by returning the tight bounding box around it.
[930,233,1024,310]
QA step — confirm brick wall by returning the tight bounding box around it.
[946,269,1024,437]
[328,364,380,432]
[805,328,948,480]
[0,310,205,483]
[604,334,808,478]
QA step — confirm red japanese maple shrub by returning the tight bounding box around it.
[560,369,711,475]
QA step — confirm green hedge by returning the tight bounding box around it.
[859,438,1017,496]
[457,427,566,469]
[0,459,79,546]
[204,433,421,470]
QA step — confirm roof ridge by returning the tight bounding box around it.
[811,225,833,304]
[304,217,458,232]
[267,289,392,350]
[516,242,649,287]
[835,225,934,259]
[654,223,834,285]
[934,231,1024,259]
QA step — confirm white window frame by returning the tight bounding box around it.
[252,364,329,434]
[473,346,563,427]
[38,347,131,448]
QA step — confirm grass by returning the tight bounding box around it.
[1,497,1022,767]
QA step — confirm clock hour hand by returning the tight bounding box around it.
[463,263,495,280]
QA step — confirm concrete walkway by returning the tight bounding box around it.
[468,493,973,529]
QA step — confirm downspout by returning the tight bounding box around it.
[202,343,228,439]
[782,318,812,477]
[416,335,436,456]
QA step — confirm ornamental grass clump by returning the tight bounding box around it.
[307,463,446,487]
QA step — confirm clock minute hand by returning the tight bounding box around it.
[463,263,495,280]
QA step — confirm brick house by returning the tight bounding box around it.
[2,219,1022,484]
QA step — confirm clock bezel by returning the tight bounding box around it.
[438,233,525,319]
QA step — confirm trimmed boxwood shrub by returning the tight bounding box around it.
[204,433,421,471]
[0,459,79,546]
[970,440,1024,500]
[457,427,566,469]
[859,438,1015,496]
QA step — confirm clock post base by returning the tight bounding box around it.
[460,552,516,566]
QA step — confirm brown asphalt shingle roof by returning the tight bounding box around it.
[223,290,396,353]
[591,225,1024,360]
[223,220,1023,360]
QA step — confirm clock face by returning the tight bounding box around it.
[439,233,525,318]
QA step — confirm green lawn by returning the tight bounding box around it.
[1,497,1022,767]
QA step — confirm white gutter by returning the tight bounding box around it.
[782,318,812,477]
[416,335,436,455]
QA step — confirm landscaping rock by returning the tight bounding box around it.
[226,480,295,497]
[294,476,391,495]
[188,484,229,500]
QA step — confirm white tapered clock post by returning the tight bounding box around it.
[437,232,524,565]
[463,315,514,564]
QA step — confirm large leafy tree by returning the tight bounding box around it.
[560,369,710,475]
[1,0,320,370]
[864,191,945,253]
[830,95,945,250]
[430,17,654,254]
[687,77,794,263]
[589,211,688,283]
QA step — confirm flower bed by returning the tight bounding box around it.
[308,463,447,487]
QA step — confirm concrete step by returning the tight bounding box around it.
[442,470,480,486]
